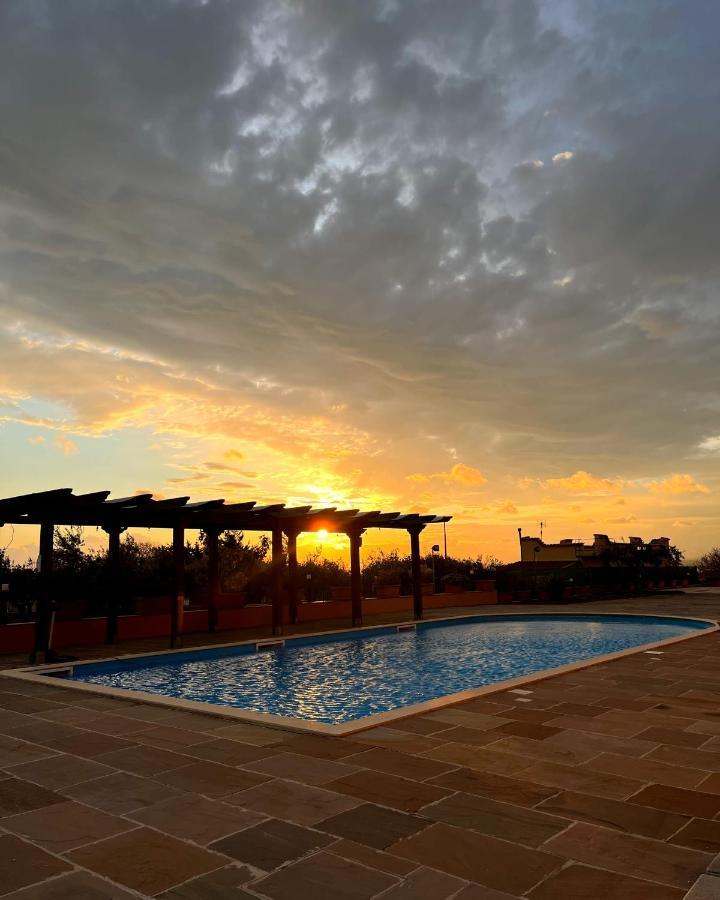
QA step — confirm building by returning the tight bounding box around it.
[519,533,672,568]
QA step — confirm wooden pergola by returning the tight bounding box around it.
[0,489,451,662]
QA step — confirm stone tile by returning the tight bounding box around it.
[544,713,648,737]
[131,793,266,844]
[65,771,185,815]
[95,743,191,776]
[421,791,567,847]
[0,833,71,894]
[494,731,654,766]
[390,716,455,735]
[628,784,720,818]
[183,737,279,766]
[648,743,720,773]
[669,818,720,853]
[687,721,720,737]
[67,826,228,895]
[345,746,456,781]
[158,866,257,899]
[700,773,720,795]
[330,838,418,876]
[493,721,562,741]
[5,720,85,744]
[78,714,152,736]
[133,724,216,750]
[422,709,511,731]
[210,722,283,746]
[423,743,530,776]
[47,731,137,758]
[317,802,429,849]
[3,799,132,852]
[519,761,644,799]
[0,734,59,767]
[0,691,66,714]
[527,863,684,900]
[379,866,466,899]
[0,777,65,817]
[543,822,712,890]
[430,767,559,807]
[350,727,446,755]
[253,850,397,899]
[635,726,709,748]
[453,886,520,900]
[210,818,333,871]
[328,767,451,812]
[0,708,34,731]
[389,821,563,895]
[426,726,507,748]
[228,778,359,826]
[537,789,689,839]
[684,874,720,900]
[1,870,141,899]
[246,751,358,786]
[275,733,363,759]
[549,702,606,718]
[7,753,114,790]
[156,761,269,797]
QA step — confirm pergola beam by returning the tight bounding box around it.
[0,489,450,656]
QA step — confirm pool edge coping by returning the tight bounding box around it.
[2,612,717,737]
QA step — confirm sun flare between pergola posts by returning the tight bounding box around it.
[0,489,451,663]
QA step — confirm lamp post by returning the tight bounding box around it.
[431,544,440,592]
[532,544,540,601]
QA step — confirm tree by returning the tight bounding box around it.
[697,548,720,583]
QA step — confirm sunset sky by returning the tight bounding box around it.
[1,1,719,564]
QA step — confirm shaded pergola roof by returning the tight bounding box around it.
[0,488,451,534]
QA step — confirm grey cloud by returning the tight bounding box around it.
[0,0,719,487]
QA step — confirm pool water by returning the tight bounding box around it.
[69,614,708,725]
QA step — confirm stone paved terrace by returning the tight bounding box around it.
[0,589,720,899]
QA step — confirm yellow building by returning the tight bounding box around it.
[519,533,671,566]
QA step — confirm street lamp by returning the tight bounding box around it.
[431,544,440,592]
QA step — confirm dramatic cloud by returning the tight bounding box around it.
[0,0,719,559]
[542,471,624,495]
[647,474,710,496]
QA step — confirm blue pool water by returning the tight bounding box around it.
[68,614,708,725]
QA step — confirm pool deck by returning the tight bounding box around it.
[0,589,719,898]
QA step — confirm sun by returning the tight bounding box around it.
[317,529,329,541]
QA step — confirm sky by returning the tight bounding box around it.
[1,0,719,565]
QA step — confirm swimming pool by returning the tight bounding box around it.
[42,613,711,732]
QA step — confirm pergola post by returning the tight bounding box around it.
[206,527,220,633]
[409,526,425,621]
[31,521,54,664]
[104,524,125,644]
[286,527,299,626]
[349,528,364,626]
[271,522,284,635]
[171,524,185,648]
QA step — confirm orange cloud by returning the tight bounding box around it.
[53,434,77,456]
[496,501,518,514]
[647,474,710,495]
[407,463,487,487]
[542,470,623,494]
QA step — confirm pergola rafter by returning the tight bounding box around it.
[0,489,451,662]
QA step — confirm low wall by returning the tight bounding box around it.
[0,589,498,655]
